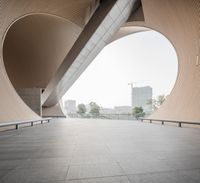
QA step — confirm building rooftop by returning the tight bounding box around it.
[0,119,200,182]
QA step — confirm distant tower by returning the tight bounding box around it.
[64,100,76,114]
[132,86,152,112]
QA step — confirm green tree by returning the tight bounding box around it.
[89,102,100,117]
[132,107,145,120]
[77,104,86,116]
[147,95,166,111]
[157,95,166,106]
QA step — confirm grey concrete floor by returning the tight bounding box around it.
[0,118,200,183]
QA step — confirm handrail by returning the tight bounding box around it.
[0,118,52,130]
[141,118,200,127]
[43,116,66,118]
[67,113,136,120]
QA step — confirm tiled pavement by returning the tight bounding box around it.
[0,118,200,183]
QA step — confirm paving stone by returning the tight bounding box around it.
[0,166,69,183]
[0,119,200,183]
[67,163,125,180]
[65,176,130,183]
[128,170,199,183]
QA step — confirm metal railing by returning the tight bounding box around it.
[141,118,200,127]
[68,113,137,120]
[0,118,52,130]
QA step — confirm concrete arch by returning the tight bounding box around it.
[124,0,200,121]
[97,0,200,122]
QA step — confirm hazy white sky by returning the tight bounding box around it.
[63,31,178,108]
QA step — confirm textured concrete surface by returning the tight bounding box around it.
[0,118,200,183]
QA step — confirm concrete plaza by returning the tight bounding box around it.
[0,119,200,183]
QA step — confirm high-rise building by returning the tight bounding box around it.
[64,100,76,114]
[132,86,152,112]
[114,106,132,114]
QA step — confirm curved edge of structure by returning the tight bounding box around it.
[3,13,82,89]
[110,0,200,122]
[109,26,151,44]
[130,0,200,122]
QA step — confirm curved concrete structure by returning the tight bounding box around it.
[125,0,200,122]
[3,14,81,88]
[0,0,98,122]
[0,0,200,123]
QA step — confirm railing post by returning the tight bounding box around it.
[178,122,182,127]
[16,124,18,130]
[162,121,164,125]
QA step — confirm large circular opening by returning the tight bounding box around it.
[63,29,178,116]
[3,13,81,89]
